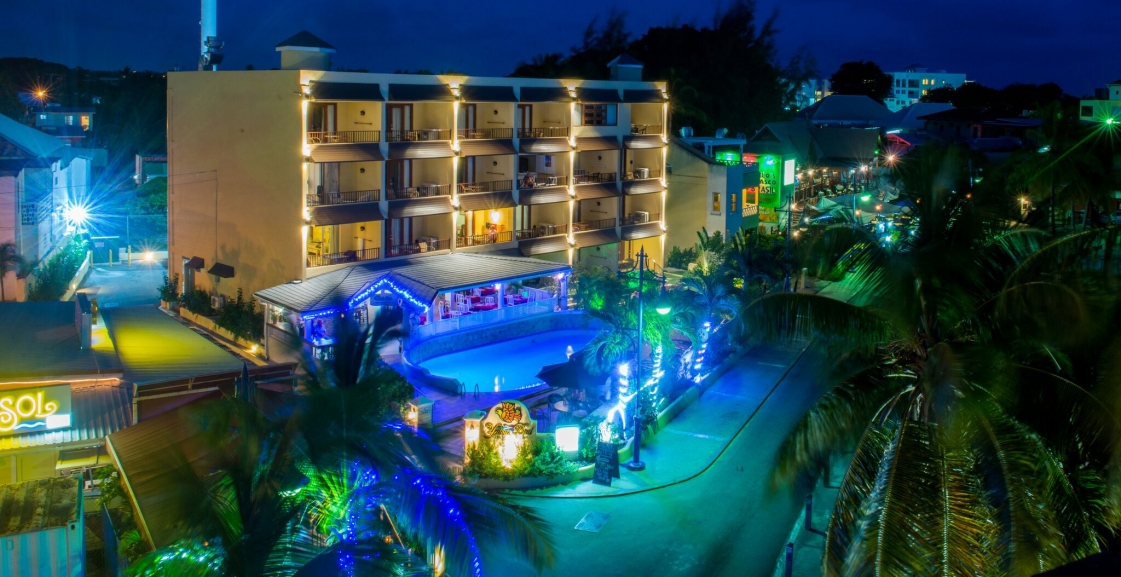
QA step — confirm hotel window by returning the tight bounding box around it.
[65,115,74,125]
[581,104,617,126]
[711,192,721,214]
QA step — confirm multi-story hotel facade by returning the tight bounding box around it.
[167,33,669,304]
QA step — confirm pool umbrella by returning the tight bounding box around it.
[236,362,254,401]
[536,352,601,390]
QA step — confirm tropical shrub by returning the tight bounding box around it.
[180,288,213,316]
[214,288,263,342]
[666,245,698,269]
[464,434,577,480]
[158,273,179,302]
[27,235,87,301]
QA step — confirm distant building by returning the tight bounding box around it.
[916,108,1041,144]
[881,103,955,155]
[1079,79,1121,123]
[794,78,831,109]
[676,127,747,162]
[33,104,96,145]
[134,152,168,185]
[796,95,891,127]
[665,137,754,252]
[886,65,968,112]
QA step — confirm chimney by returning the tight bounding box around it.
[607,54,643,82]
[275,31,336,71]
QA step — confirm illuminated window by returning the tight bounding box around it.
[922,79,928,86]
[730,193,738,212]
[581,104,617,126]
[80,115,90,130]
[65,115,74,125]
[923,90,929,96]
[711,192,721,214]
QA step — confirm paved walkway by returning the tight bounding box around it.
[76,259,164,308]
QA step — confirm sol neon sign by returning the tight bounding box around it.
[0,384,72,435]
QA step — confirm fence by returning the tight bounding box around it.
[412,297,558,340]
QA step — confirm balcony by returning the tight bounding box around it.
[572,217,616,232]
[386,238,451,257]
[516,223,569,240]
[573,171,617,184]
[630,124,663,135]
[517,126,570,138]
[517,174,567,189]
[458,230,514,247]
[458,128,514,140]
[386,128,453,142]
[308,130,381,144]
[386,183,452,200]
[308,247,380,268]
[623,212,660,225]
[458,180,514,194]
[622,168,662,181]
[306,189,381,206]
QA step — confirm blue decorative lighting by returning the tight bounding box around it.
[348,276,431,311]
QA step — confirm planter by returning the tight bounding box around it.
[180,309,257,349]
[160,300,181,315]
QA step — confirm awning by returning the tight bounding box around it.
[310,203,386,226]
[388,84,455,101]
[519,138,571,154]
[459,139,517,156]
[185,256,205,270]
[577,88,621,103]
[574,228,619,248]
[388,141,455,160]
[460,85,517,102]
[577,137,619,151]
[208,262,234,278]
[311,82,383,101]
[622,89,665,103]
[623,135,664,149]
[623,179,664,195]
[309,143,384,162]
[574,183,619,200]
[517,187,571,205]
[386,197,454,218]
[518,235,571,256]
[621,222,664,240]
[457,190,516,212]
[519,87,571,102]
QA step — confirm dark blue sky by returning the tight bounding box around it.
[4,0,1118,96]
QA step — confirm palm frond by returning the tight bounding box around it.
[936,446,1002,576]
[743,292,892,351]
[823,421,894,576]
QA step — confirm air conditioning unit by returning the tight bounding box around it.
[630,211,650,224]
[211,294,226,310]
[537,223,557,236]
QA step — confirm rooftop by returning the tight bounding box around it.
[275,30,336,51]
[0,476,81,537]
[100,306,243,386]
[0,302,121,382]
[881,103,955,131]
[796,95,891,125]
[0,112,67,159]
[0,383,134,452]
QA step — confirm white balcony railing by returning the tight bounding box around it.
[411,297,558,340]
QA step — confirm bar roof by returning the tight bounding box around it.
[100,306,243,386]
[256,252,570,314]
[0,383,133,452]
[0,302,121,381]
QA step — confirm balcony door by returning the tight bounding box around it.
[387,217,413,251]
[517,104,531,131]
[458,104,476,134]
[457,156,475,185]
[387,104,412,139]
[308,103,336,133]
[309,163,340,196]
[386,160,411,194]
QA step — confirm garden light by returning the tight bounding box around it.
[555,425,580,453]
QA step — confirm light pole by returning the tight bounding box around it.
[620,246,670,472]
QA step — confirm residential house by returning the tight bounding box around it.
[886,65,968,112]
[795,94,891,128]
[1079,80,1121,124]
[880,102,955,155]
[134,152,168,185]
[917,108,1042,144]
[33,104,96,146]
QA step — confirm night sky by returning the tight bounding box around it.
[5,0,1118,96]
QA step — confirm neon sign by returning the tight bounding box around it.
[0,384,72,435]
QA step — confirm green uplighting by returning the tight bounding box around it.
[1107,118,1116,125]
[860,195,871,202]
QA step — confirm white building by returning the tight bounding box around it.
[794,78,831,109]
[1079,80,1121,124]
[886,66,967,112]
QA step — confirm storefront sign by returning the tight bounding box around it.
[757,156,780,208]
[592,441,620,486]
[0,384,72,436]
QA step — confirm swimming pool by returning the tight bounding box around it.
[417,329,600,392]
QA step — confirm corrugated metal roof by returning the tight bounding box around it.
[310,143,384,162]
[387,84,455,102]
[519,87,570,102]
[457,191,516,212]
[256,253,570,313]
[577,88,622,103]
[621,222,663,240]
[100,306,243,386]
[518,236,571,256]
[0,476,80,536]
[387,141,454,160]
[0,302,122,380]
[622,89,665,103]
[310,82,383,101]
[0,383,134,452]
[460,85,517,102]
[459,139,516,156]
[623,135,664,149]
[518,138,571,154]
[386,197,454,218]
[574,183,619,200]
[577,136,619,151]
[0,112,66,159]
[310,202,385,226]
[574,228,619,247]
[623,179,664,195]
[517,187,570,205]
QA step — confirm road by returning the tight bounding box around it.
[76,259,164,308]
[492,344,833,577]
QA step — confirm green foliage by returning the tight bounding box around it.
[180,288,214,316]
[0,241,22,302]
[128,176,167,215]
[572,263,628,313]
[578,416,622,461]
[158,273,179,302]
[665,245,698,269]
[93,467,149,563]
[464,434,577,480]
[27,235,87,301]
[213,288,263,342]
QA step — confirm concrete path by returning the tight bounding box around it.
[76,259,164,308]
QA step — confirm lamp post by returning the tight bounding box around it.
[619,246,670,472]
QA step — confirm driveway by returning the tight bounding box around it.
[76,259,165,309]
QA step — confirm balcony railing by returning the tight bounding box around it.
[515,223,569,239]
[386,128,453,142]
[573,218,616,232]
[517,174,567,189]
[387,238,450,257]
[623,212,661,225]
[517,126,570,138]
[386,184,452,200]
[458,230,514,246]
[573,171,617,184]
[622,168,662,181]
[308,130,381,144]
[308,247,380,268]
[413,297,558,340]
[307,189,381,206]
[458,128,514,139]
[630,124,663,135]
[458,180,514,194]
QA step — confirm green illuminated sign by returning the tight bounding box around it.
[757,157,780,208]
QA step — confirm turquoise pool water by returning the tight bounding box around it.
[418,330,600,392]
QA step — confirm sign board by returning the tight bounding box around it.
[757,156,781,208]
[592,441,620,486]
[480,400,537,439]
[0,384,73,436]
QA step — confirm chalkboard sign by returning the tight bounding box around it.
[592,442,620,486]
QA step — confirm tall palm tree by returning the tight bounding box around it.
[0,242,22,302]
[746,180,1121,574]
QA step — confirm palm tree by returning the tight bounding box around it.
[0,242,22,302]
[746,179,1121,574]
[128,316,556,577]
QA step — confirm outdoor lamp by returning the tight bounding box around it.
[555,424,580,454]
[655,288,672,315]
